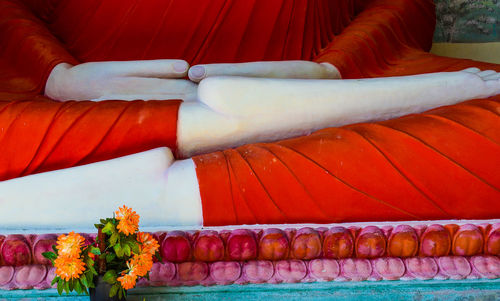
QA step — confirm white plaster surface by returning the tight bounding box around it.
[178,70,500,157]
[0,148,203,232]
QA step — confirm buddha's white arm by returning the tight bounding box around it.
[45,60,338,102]
[177,68,500,157]
[45,60,199,102]
[0,148,203,231]
[188,61,340,82]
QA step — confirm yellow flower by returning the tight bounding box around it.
[56,231,85,258]
[54,256,86,281]
[137,232,160,255]
[115,206,139,235]
[117,272,137,290]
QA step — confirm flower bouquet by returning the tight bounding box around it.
[43,206,161,300]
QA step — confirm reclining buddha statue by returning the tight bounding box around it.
[0,0,499,232]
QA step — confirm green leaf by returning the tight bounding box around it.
[80,274,88,288]
[110,232,119,246]
[75,277,85,295]
[57,279,64,295]
[155,252,162,262]
[118,287,124,300]
[114,244,124,258]
[102,222,115,235]
[130,242,140,254]
[51,276,59,286]
[68,278,74,292]
[109,283,120,297]
[89,265,98,276]
[63,280,70,293]
[106,253,116,263]
[90,247,101,256]
[86,272,95,288]
[102,270,117,284]
[122,243,131,257]
[52,244,58,254]
[42,251,57,260]
[87,258,95,266]
[100,219,107,224]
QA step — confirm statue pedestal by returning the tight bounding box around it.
[1,279,499,300]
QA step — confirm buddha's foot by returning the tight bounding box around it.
[461,68,500,97]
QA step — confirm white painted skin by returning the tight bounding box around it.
[178,68,500,157]
[2,63,495,231]
[45,60,339,101]
[187,61,341,82]
[45,60,199,102]
[0,148,203,230]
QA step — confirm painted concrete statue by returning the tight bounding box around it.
[0,0,499,230]
[0,0,500,295]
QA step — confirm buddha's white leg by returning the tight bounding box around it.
[178,69,500,157]
[0,148,203,232]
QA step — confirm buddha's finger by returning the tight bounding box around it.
[96,59,190,78]
[188,61,340,82]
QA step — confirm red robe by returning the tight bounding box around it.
[0,0,499,225]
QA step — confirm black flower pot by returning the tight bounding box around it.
[89,276,124,301]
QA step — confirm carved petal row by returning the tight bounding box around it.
[1,223,499,267]
[1,256,499,290]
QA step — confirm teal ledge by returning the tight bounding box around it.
[1,279,499,301]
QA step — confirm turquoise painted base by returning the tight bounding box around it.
[2,279,499,301]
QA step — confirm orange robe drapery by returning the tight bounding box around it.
[0,0,353,180]
[0,0,499,225]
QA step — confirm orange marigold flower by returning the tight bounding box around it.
[130,253,153,277]
[115,206,139,235]
[117,273,137,290]
[137,232,160,255]
[54,256,86,281]
[56,231,85,258]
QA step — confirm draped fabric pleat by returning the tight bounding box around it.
[46,0,348,64]
[197,97,500,226]
[0,0,351,181]
[195,0,500,226]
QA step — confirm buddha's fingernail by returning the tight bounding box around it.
[190,66,205,78]
[173,61,188,73]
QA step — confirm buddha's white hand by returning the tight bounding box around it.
[188,61,341,82]
[45,60,198,101]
